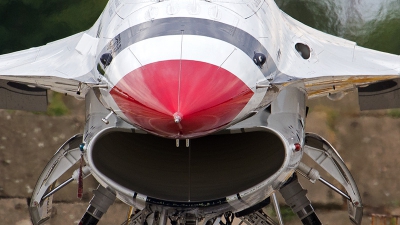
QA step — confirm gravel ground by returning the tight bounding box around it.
[0,198,377,225]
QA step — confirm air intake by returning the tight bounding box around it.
[89,128,286,203]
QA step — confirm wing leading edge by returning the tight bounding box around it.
[0,31,100,100]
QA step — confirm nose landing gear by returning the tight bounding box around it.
[78,185,116,225]
[279,174,321,225]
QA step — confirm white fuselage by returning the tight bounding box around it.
[93,0,286,139]
[72,0,311,219]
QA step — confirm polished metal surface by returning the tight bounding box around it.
[271,192,284,225]
[15,1,400,224]
[296,205,314,219]
[41,178,74,200]
[87,205,104,219]
[318,177,351,201]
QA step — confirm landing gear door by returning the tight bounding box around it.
[29,134,83,225]
[303,133,363,225]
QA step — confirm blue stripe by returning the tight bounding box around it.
[98,17,277,77]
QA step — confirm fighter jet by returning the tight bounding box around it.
[0,0,399,225]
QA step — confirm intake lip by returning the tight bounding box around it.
[87,126,288,207]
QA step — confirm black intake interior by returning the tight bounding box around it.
[91,130,286,202]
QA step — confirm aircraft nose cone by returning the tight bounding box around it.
[110,60,253,138]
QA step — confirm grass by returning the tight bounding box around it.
[265,205,297,222]
[326,109,339,131]
[387,109,400,118]
[390,200,400,208]
[47,92,69,116]
[279,206,297,222]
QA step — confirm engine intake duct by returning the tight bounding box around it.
[90,128,286,203]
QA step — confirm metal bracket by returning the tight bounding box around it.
[302,132,363,225]
[127,210,144,225]
[29,134,84,225]
[239,210,277,225]
[121,208,153,225]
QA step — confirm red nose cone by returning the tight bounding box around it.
[110,60,253,138]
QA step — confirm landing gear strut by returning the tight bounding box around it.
[78,185,116,225]
[279,174,321,225]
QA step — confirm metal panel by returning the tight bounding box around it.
[0,79,48,112]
